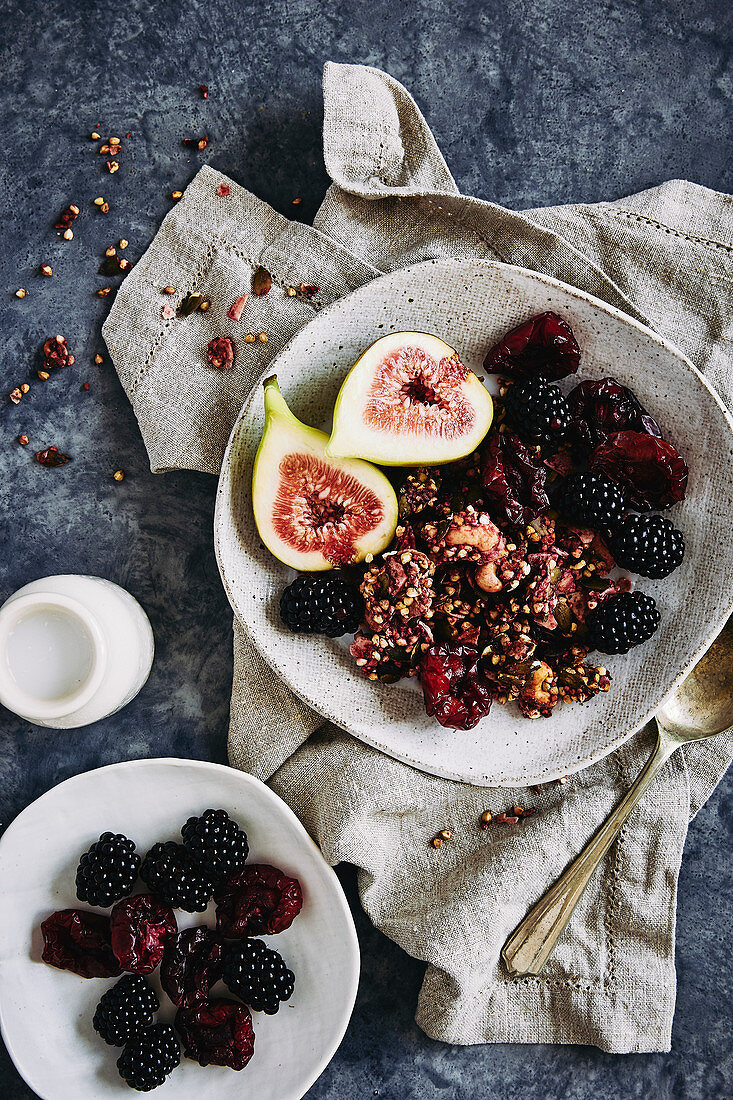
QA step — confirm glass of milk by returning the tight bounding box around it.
[0,576,154,728]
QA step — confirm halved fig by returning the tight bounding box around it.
[326,333,493,466]
[252,376,398,570]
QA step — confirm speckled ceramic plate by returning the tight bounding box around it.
[0,759,359,1100]
[215,259,733,786]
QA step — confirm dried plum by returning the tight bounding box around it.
[160,927,224,1008]
[418,643,493,729]
[175,998,254,1070]
[214,864,303,937]
[41,909,121,978]
[483,312,580,381]
[110,894,177,975]
[590,430,688,510]
[481,431,549,525]
[567,378,661,448]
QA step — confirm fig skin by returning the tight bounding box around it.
[252,376,398,571]
[326,332,493,466]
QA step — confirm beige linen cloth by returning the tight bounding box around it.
[104,63,733,1052]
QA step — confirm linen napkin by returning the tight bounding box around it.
[103,62,733,1053]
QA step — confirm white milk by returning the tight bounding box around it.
[6,606,95,703]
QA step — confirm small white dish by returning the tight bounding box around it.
[0,758,360,1100]
[215,258,733,787]
[0,576,154,729]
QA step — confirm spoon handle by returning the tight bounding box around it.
[501,726,676,978]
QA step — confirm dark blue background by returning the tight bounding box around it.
[1,1,731,1096]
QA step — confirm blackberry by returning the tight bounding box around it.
[587,592,660,654]
[93,975,159,1046]
[280,573,363,637]
[76,832,140,908]
[503,378,571,447]
[140,842,215,913]
[181,809,249,881]
[555,471,626,530]
[116,1023,179,1091]
[222,938,295,1015]
[609,514,684,579]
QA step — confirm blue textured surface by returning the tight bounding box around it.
[1,0,731,1097]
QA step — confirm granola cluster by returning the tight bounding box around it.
[350,453,618,726]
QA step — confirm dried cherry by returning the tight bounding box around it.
[418,643,493,729]
[175,999,254,1070]
[206,336,235,370]
[590,431,688,510]
[481,431,549,525]
[214,864,303,937]
[567,378,661,448]
[110,894,177,975]
[483,312,580,381]
[160,927,224,1008]
[41,909,121,978]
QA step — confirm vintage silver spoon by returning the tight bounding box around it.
[501,624,733,978]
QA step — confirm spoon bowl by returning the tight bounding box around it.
[657,626,733,741]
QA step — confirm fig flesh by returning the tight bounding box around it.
[252,376,398,570]
[326,333,493,465]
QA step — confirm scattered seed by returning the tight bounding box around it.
[439,829,452,840]
[40,263,53,277]
[113,469,125,482]
[35,446,71,467]
[291,197,302,205]
[107,160,119,173]
[100,202,110,213]
[15,288,26,298]
[63,228,74,240]
[37,370,50,380]
[82,382,90,391]
[18,434,29,445]
[171,190,183,200]
[54,205,79,230]
[244,333,256,343]
[93,196,105,205]
[9,387,22,403]
[480,810,493,828]
[119,238,129,249]
[252,266,272,296]
[431,836,443,849]
[179,291,203,316]
[258,332,268,342]
[97,287,111,297]
[90,131,101,140]
[163,285,176,295]
[199,299,210,311]
[183,135,209,150]
[20,383,29,394]
[286,286,297,297]
[94,354,104,364]
[109,136,121,147]
[99,143,110,154]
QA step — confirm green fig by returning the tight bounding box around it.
[252,376,398,570]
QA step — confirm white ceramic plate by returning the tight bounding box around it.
[0,759,359,1100]
[215,259,733,786]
